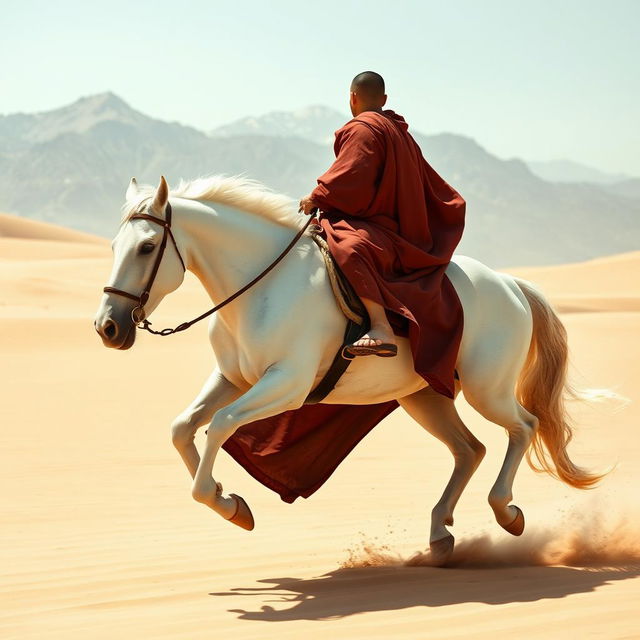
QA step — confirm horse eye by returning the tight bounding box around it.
[139,242,155,255]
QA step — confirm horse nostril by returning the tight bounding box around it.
[104,319,118,340]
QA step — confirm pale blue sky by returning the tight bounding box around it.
[2,0,638,175]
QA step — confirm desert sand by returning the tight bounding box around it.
[1,213,638,639]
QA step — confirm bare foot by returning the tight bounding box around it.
[351,323,396,348]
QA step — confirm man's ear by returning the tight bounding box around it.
[126,177,140,201]
[152,176,169,214]
[381,94,388,107]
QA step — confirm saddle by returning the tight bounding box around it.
[303,223,370,404]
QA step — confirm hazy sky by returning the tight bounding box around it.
[2,0,638,175]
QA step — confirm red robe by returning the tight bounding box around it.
[221,110,465,503]
[311,109,465,398]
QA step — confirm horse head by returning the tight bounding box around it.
[94,176,185,349]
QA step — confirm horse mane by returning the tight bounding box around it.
[121,175,306,230]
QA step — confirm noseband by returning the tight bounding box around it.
[103,199,315,336]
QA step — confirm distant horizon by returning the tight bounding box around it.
[2,0,638,176]
[3,89,636,181]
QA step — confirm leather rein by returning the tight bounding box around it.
[103,200,315,336]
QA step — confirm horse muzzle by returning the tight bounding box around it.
[94,312,137,350]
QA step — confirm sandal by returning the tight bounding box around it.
[343,342,398,358]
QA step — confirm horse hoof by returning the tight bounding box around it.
[501,505,525,536]
[227,493,255,531]
[429,533,455,567]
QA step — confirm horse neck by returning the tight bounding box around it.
[175,198,296,319]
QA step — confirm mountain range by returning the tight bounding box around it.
[1,92,638,267]
[210,105,346,145]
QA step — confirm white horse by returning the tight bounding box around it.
[94,175,602,565]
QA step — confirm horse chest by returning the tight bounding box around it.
[208,305,288,386]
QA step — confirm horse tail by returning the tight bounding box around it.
[514,278,605,489]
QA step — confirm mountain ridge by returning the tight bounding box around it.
[210,104,348,145]
[526,157,634,184]
[1,93,638,267]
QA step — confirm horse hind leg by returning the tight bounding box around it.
[399,385,486,566]
[458,274,538,534]
[466,388,539,535]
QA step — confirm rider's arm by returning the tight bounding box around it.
[311,121,384,217]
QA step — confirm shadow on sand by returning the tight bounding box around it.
[210,563,640,622]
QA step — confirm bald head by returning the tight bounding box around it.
[351,71,385,99]
[349,71,387,116]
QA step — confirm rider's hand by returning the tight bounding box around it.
[298,195,318,216]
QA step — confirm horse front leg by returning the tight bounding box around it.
[191,363,312,526]
[171,368,243,479]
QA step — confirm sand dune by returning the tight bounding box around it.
[0,212,108,244]
[0,213,109,261]
[508,250,640,312]
[1,225,638,639]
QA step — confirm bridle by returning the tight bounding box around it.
[103,199,315,336]
[103,200,185,329]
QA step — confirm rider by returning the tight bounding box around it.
[299,71,466,399]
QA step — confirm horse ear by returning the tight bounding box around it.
[152,176,169,213]
[126,177,139,201]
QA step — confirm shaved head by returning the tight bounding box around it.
[350,71,386,99]
[349,71,387,117]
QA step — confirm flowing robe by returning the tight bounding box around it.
[312,109,465,397]
[222,110,466,502]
